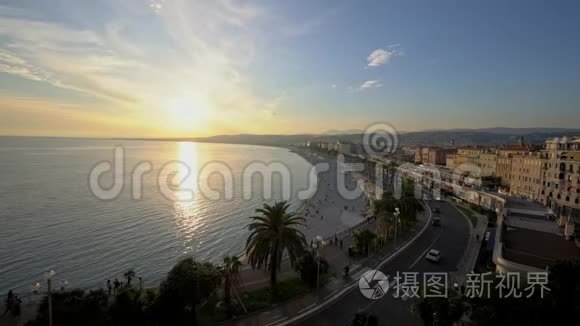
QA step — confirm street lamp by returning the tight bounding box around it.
[311,235,327,295]
[60,280,69,292]
[45,269,56,326]
[453,282,459,295]
[393,208,401,247]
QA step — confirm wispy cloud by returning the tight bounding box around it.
[359,80,383,90]
[0,0,288,135]
[366,46,402,67]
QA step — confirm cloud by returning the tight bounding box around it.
[331,84,337,88]
[359,80,383,90]
[366,46,402,67]
[0,0,283,133]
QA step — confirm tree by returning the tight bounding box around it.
[352,229,377,256]
[28,289,109,326]
[221,255,242,312]
[374,179,424,232]
[124,269,136,287]
[414,294,467,326]
[154,258,222,325]
[548,259,580,323]
[109,288,150,325]
[296,251,329,288]
[245,201,307,292]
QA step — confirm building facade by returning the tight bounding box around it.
[496,146,536,188]
[479,153,498,177]
[510,153,543,200]
[540,136,580,227]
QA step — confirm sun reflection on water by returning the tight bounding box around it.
[174,142,203,254]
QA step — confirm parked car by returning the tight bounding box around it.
[432,217,441,226]
[426,249,441,262]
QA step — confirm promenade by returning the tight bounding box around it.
[226,205,430,326]
[238,150,369,290]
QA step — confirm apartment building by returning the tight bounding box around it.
[446,154,457,169]
[496,156,513,188]
[455,146,484,166]
[479,152,498,177]
[414,147,431,163]
[510,153,543,199]
[445,147,501,177]
[540,136,580,227]
[415,147,456,166]
[496,146,535,188]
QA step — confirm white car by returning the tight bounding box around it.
[425,249,441,263]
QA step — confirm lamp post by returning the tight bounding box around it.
[60,280,68,292]
[311,235,327,295]
[31,282,41,304]
[45,269,56,326]
[393,207,401,247]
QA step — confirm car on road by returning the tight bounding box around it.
[432,217,441,226]
[432,207,440,214]
[425,249,441,262]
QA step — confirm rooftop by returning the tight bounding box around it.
[502,198,580,269]
[503,227,580,269]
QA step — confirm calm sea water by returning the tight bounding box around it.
[0,137,312,295]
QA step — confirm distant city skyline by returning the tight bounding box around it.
[1,0,580,138]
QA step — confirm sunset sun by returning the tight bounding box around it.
[167,97,210,131]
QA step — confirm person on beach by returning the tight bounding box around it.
[113,278,121,294]
[3,290,14,316]
[107,279,112,296]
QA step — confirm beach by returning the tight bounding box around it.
[292,149,370,242]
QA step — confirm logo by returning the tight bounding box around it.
[359,269,389,299]
[362,122,399,157]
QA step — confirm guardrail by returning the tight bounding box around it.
[322,216,375,243]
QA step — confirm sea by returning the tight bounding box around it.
[0,137,313,295]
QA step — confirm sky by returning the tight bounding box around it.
[0,0,579,138]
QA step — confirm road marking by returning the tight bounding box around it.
[408,230,443,269]
[265,316,288,326]
[297,303,317,314]
[277,200,434,326]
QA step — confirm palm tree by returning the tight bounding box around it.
[124,269,136,287]
[374,179,424,232]
[352,229,377,256]
[222,255,241,309]
[245,201,307,290]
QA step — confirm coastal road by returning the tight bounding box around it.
[296,200,470,326]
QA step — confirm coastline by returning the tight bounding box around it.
[288,148,371,241]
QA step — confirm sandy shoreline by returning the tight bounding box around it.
[290,149,370,242]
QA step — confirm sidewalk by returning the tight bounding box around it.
[224,209,430,326]
[0,304,37,326]
[450,201,488,285]
[237,216,372,292]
